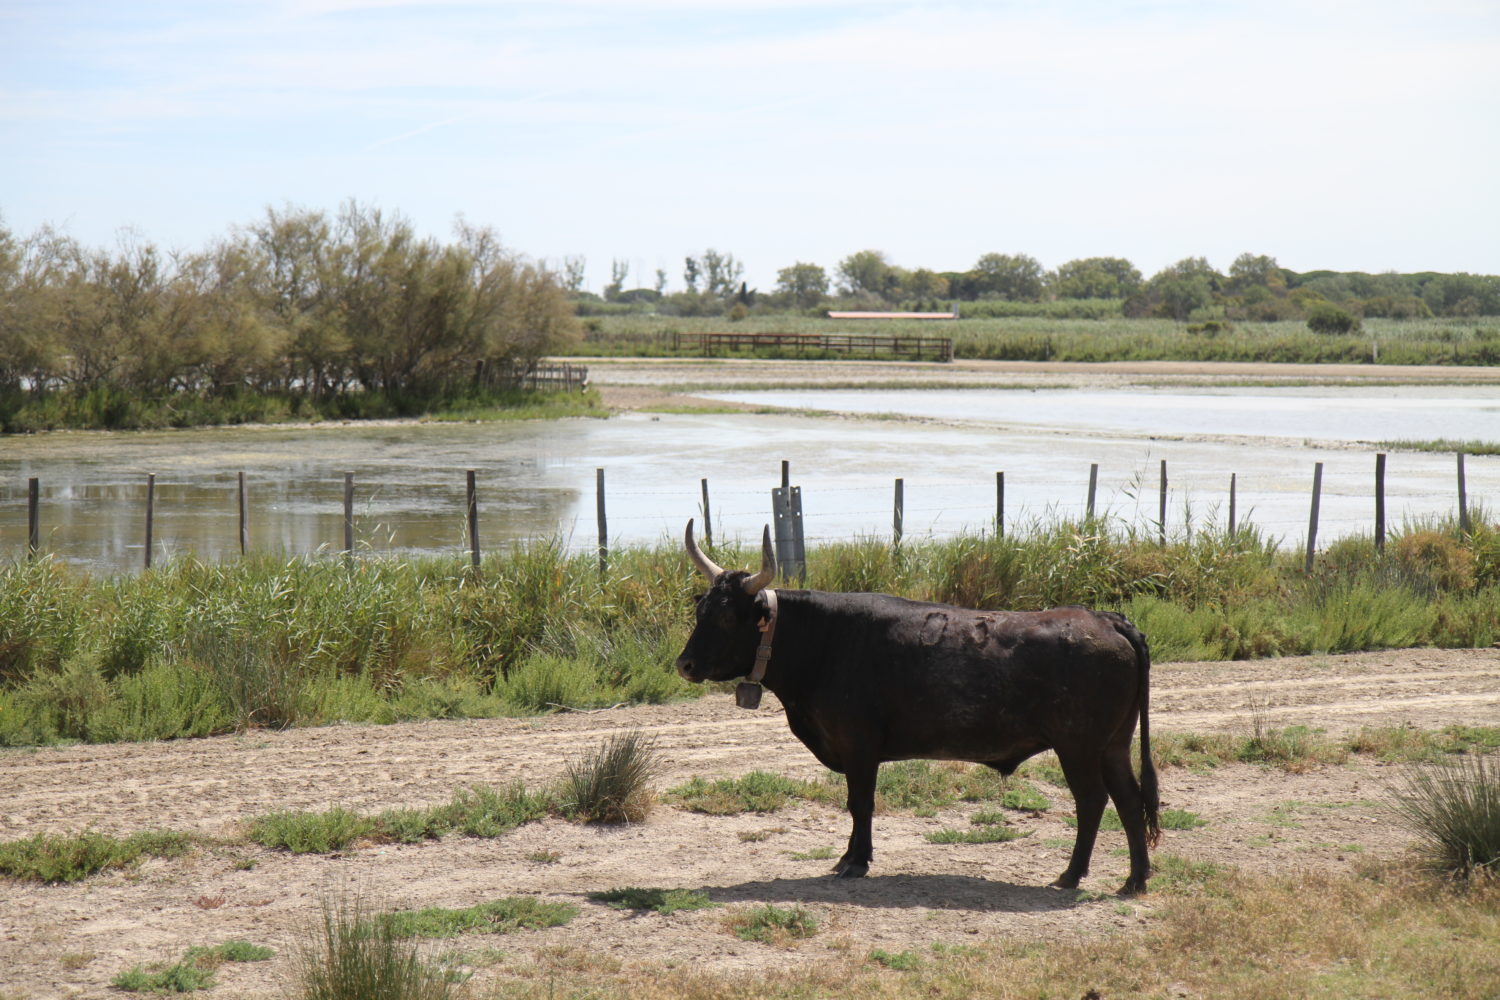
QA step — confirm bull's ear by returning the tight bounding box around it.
[742,525,776,595]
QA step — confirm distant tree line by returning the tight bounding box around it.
[0,203,580,401]
[581,248,1500,324]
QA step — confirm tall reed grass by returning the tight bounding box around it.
[1,516,1496,747]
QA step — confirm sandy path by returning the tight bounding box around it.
[1,646,1496,998]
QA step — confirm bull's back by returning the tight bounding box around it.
[807,599,1141,762]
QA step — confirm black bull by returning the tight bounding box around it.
[674,522,1161,895]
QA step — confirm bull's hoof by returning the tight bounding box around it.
[1119,877,1149,897]
[1049,872,1082,890]
[832,860,869,879]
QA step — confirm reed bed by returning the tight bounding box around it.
[2,515,1497,747]
[576,314,1500,365]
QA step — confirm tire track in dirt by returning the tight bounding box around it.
[1,648,1495,841]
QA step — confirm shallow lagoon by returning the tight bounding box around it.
[1,382,1495,572]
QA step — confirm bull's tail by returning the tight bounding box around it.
[1111,614,1161,848]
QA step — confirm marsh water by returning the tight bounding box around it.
[2,383,1495,573]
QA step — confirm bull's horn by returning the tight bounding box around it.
[742,525,777,595]
[684,519,725,581]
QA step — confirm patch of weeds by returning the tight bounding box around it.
[374,807,451,844]
[1162,808,1209,830]
[1349,724,1500,762]
[999,783,1052,812]
[1017,755,1067,787]
[443,783,552,838]
[789,845,837,861]
[378,898,577,939]
[112,961,216,993]
[111,939,272,993]
[926,826,1029,844]
[247,807,374,854]
[1148,854,1226,894]
[185,940,276,964]
[1074,889,1112,903]
[726,904,820,945]
[0,829,196,883]
[666,771,816,814]
[869,948,923,971]
[59,952,95,970]
[737,828,781,842]
[560,729,661,824]
[1239,722,1346,771]
[525,849,561,863]
[587,887,718,915]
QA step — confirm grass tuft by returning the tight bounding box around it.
[297,895,453,1000]
[725,904,820,944]
[1390,754,1500,881]
[560,729,661,824]
[587,887,718,915]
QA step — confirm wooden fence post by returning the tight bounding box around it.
[596,468,608,577]
[466,470,481,570]
[995,471,1005,538]
[1306,462,1324,574]
[1374,454,1386,554]
[893,478,904,547]
[1158,460,1168,544]
[27,477,39,558]
[144,473,156,570]
[238,471,249,557]
[1086,463,1098,519]
[700,478,713,547]
[1228,473,1237,538]
[343,472,355,564]
[1458,452,1470,532]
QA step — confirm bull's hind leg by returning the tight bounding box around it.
[1103,748,1152,895]
[833,759,877,878]
[1052,752,1107,890]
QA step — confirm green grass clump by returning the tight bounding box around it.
[377,898,577,938]
[0,829,196,883]
[248,808,375,854]
[666,771,823,814]
[1390,755,1500,881]
[588,887,718,915]
[560,729,661,823]
[297,895,453,1000]
[726,904,820,944]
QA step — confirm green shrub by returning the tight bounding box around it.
[666,771,817,814]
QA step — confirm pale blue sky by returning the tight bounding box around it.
[3,0,1498,293]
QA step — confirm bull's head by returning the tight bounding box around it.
[674,520,776,683]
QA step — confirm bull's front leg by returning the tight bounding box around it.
[834,760,877,878]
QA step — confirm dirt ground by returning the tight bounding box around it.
[2,646,1497,999]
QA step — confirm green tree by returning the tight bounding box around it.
[1049,257,1141,299]
[836,249,898,299]
[1306,300,1361,334]
[971,253,1044,300]
[775,262,829,309]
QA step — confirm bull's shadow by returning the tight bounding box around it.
[699,873,1085,914]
